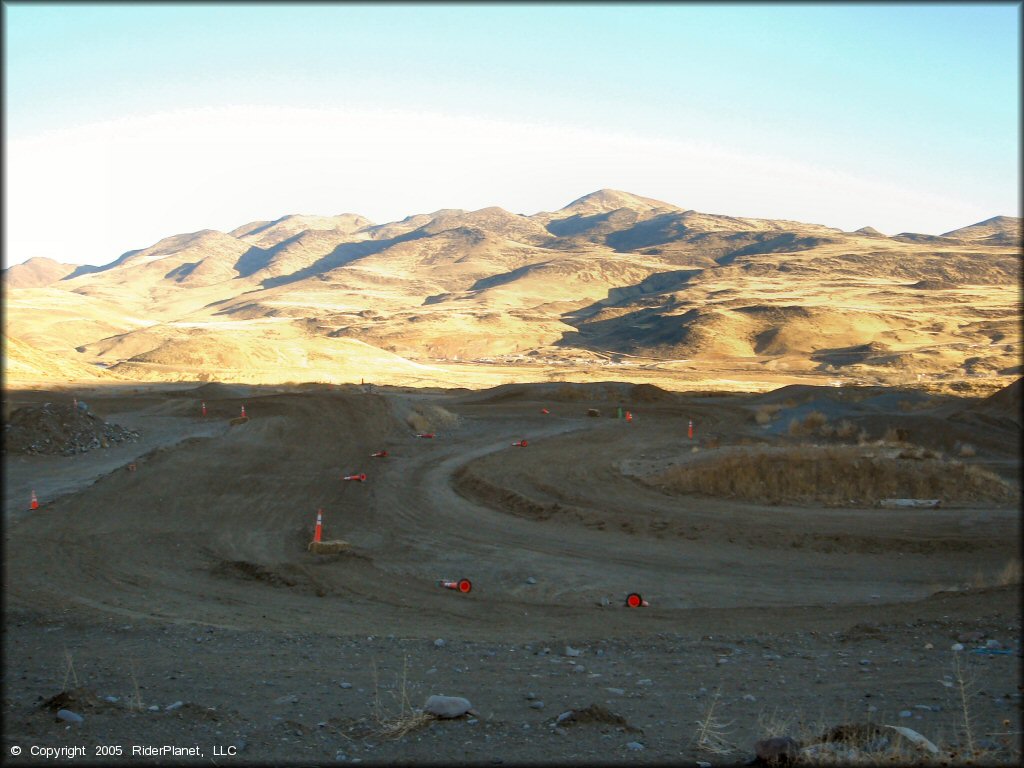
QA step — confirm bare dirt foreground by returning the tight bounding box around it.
[2,381,1020,767]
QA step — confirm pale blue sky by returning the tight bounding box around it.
[4,2,1020,266]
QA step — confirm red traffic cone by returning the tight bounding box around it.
[439,578,472,593]
[240,405,247,419]
[415,432,435,439]
[343,473,367,482]
[687,420,694,439]
[30,490,39,510]
[625,411,633,422]
[313,509,323,543]
[541,408,550,415]
[625,592,649,608]
[511,439,528,447]
[371,450,388,458]
[201,401,207,417]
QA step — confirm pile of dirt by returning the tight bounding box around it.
[649,445,1015,506]
[3,402,140,456]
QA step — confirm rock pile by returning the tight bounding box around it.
[4,402,140,456]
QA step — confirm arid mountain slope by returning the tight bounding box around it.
[3,191,1020,391]
[3,257,78,289]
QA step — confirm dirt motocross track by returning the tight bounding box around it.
[3,381,1021,765]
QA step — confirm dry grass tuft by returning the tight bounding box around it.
[692,687,735,755]
[957,442,977,457]
[371,656,435,740]
[754,404,782,425]
[61,649,79,691]
[127,658,143,712]
[996,557,1022,586]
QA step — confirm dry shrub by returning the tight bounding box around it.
[957,442,977,457]
[882,427,909,444]
[788,410,828,437]
[651,445,1015,506]
[834,419,858,439]
[754,404,782,425]
[405,405,460,433]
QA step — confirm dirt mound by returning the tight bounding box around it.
[629,383,676,402]
[190,382,254,399]
[3,402,140,456]
[649,445,1015,506]
[555,704,641,732]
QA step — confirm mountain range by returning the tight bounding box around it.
[3,190,1020,391]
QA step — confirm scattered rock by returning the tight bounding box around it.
[56,709,83,724]
[165,701,184,711]
[951,643,965,652]
[743,694,757,702]
[423,695,473,719]
[529,701,545,710]
[985,639,1002,649]
[526,577,537,585]
[957,631,986,643]
[147,705,161,712]
[899,710,912,718]
[340,682,353,689]
[434,639,446,649]
[564,646,582,657]
[626,741,644,751]
[605,688,625,696]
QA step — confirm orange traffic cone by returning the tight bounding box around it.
[415,432,435,439]
[625,592,649,608]
[201,401,207,417]
[313,509,323,543]
[688,420,693,439]
[625,411,633,422]
[439,578,472,593]
[371,450,388,458]
[240,405,247,419]
[30,490,39,510]
[343,473,367,482]
[511,439,528,447]
[541,408,550,415]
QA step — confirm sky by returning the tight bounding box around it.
[3,2,1020,267]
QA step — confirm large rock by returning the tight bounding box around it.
[423,695,472,719]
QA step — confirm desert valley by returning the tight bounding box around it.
[3,190,1021,765]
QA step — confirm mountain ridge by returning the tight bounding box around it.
[3,191,1019,392]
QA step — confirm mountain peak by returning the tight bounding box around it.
[559,189,681,215]
[941,215,1021,243]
